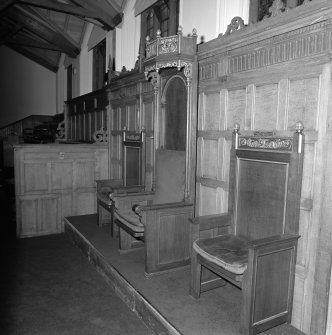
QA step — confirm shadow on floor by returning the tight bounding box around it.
[0,234,153,335]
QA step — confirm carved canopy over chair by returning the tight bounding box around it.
[97,27,198,277]
[110,146,193,277]
[189,123,304,335]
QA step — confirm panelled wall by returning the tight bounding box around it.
[65,88,108,142]
[14,144,108,237]
[108,71,155,189]
[195,3,332,334]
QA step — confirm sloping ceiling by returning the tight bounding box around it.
[0,0,124,72]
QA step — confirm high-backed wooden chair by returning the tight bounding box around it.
[96,130,147,236]
[111,148,193,276]
[189,123,304,335]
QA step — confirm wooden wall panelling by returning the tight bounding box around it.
[14,144,108,238]
[195,4,332,333]
[308,62,332,335]
[142,94,154,191]
[65,88,108,142]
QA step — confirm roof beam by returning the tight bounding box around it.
[71,0,123,30]
[0,17,22,44]
[6,5,80,57]
[0,0,16,12]
[17,0,97,20]
[6,35,63,51]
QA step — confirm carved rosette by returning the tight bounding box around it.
[181,61,193,80]
[238,137,293,151]
[147,71,160,89]
[158,36,178,54]
[56,120,65,139]
[93,127,108,144]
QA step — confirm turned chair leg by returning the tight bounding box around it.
[189,251,202,299]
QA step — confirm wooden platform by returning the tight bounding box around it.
[64,214,305,335]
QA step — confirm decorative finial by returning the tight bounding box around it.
[225,17,245,36]
[234,123,240,133]
[146,35,150,43]
[295,121,304,133]
[192,28,197,36]
[177,25,183,35]
[156,29,161,37]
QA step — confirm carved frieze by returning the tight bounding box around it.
[199,60,228,81]
[158,36,178,54]
[238,136,293,151]
[229,25,332,74]
[145,60,193,80]
[110,84,138,100]
[199,19,332,79]
[93,127,108,144]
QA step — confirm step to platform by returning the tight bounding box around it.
[64,214,305,335]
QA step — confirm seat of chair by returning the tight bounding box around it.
[193,235,249,275]
[97,191,113,206]
[114,209,144,234]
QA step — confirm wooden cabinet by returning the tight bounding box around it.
[14,143,108,237]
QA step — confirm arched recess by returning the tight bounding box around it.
[160,74,187,151]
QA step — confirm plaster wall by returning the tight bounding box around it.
[0,46,56,128]
[115,0,140,72]
[180,0,249,43]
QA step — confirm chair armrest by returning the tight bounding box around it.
[247,234,300,250]
[140,201,193,211]
[190,213,231,230]
[113,188,154,197]
[97,192,113,206]
[112,185,148,195]
[96,179,123,190]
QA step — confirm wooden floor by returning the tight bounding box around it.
[64,214,305,335]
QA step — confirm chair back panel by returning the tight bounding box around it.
[235,156,288,240]
[122,131,144,187]
[229,129,304,241]
[153,149,186,204]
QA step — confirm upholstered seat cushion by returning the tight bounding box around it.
[193,235,249,275]
[114,209,144,233]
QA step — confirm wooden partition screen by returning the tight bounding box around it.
[65,88,108,142]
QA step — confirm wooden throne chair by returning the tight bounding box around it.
[96,130,149,237]
[97,129,193,277]
[189,122,304,335]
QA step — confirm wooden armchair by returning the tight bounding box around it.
[189,123,304,335]
[112,148,193,276]
[96,130,148,236]
[97,129,194,276]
